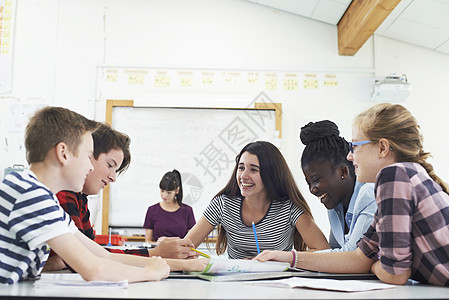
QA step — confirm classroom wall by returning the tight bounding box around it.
[2,0,449,236]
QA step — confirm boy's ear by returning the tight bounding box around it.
[55,142,69,165]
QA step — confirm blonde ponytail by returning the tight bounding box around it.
[416,150,449,194]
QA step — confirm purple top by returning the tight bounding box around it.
[143,203,196,241]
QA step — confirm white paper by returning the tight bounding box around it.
[203,258,290,275]
[34,273,128,289]
[247,277,395,292]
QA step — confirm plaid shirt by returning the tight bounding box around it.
[56,191,148,257]
[56,191,95,239]
[358,162,449,286]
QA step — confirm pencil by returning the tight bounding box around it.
[252,221,260,254]
[190,247,211,259]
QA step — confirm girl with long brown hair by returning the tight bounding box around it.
[186,141,328,259]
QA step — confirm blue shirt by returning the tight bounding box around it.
[318,181,376,252]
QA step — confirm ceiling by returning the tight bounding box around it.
[245,0,449,56]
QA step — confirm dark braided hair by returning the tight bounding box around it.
[300,120,354,177]
[159,169,183,206]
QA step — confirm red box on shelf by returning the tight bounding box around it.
[94,234,126,246]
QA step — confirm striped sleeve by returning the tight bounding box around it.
[7,176,74,249]
[203,195,225,226]
[0,171,76,284]
[290,201,304,226]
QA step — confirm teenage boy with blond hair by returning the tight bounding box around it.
[0,106,169,284]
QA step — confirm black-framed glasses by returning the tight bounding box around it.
[349,140,371,153]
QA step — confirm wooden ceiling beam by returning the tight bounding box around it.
[337,0,401,56]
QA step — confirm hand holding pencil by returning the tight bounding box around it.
[148,237,200,259]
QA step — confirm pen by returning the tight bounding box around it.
[252,221,260,254]
[190,247,211,259]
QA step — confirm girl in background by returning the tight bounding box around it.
[185,141,329,259]
[255,104,449,286]
[144,170,196,243]
[300,120,376,252]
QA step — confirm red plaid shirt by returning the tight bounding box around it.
[56,191,95,239]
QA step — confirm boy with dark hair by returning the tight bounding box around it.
[0,107,169,284]
[43,123,203,272]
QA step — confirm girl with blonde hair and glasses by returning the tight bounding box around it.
[255,103,449,286]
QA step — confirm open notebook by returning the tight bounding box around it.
[202,258,290,274]
[180,258,290,282]
[169,258,378,282]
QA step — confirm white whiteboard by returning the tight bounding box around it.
[109,106,277,227]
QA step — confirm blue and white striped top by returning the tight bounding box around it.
[203,194,303,259]
[0,170,77,284]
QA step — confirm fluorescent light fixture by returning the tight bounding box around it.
[371,74,411,102]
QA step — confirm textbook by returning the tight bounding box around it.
[190,271,292,282]
[185,258,291,282]
[174,270,378,282]
[203,258,290,274]
[170,259,378,282]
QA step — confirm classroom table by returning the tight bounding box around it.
[1,277,448,300]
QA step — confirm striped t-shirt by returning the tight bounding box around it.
[203,194,303,259]
[0,170,77,284]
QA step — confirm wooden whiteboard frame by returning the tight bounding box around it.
[102,99,282,234]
